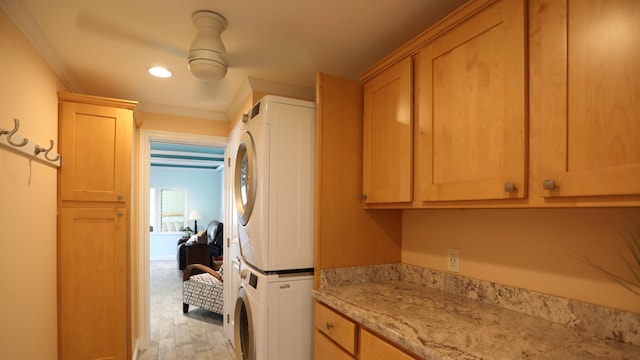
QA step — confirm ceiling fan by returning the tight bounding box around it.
[188,10,228,81]
[75,9,313,86]
[76,9,230,82]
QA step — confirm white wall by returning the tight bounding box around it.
[0,9,67,359]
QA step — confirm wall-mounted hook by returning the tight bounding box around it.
[6,118,28,147]
[34,140,53,156]
[44,140,61,162]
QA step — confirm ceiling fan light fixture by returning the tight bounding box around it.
[148,66,172,78]
[188,10,228,81]
[188,56,227,81]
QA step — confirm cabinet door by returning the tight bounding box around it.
[314,330,355,360]
[59,101,132,202]
[58,207,128,360]
[314,302,357,355]
[360,328,415,360]
[532,0,640,197]
[416,0,526,201]
[363,57,413,204]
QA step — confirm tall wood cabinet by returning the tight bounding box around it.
[57,92,137,360]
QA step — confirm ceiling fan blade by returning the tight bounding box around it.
[193,79,217,98]
[226,43,314,70]
[76,12,188,58]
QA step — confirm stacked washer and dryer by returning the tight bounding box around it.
[232,95,315,360]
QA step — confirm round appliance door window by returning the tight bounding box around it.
[234,288,254,360]
[234,131,257,226]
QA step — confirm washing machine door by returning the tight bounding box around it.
[234,131,257,226]
[234,287,255,360]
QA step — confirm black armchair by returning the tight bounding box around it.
[177,220,223,270]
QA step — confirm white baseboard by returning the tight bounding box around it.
[132,338,139,360]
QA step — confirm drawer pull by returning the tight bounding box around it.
[504,182,516,193]
[542,179,556,190]
[325,322,334,330]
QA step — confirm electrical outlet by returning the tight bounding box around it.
[447,248,460,273]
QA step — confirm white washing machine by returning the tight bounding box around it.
[234,95,315,272]
[226,241,242,349]
[234,260,314,360]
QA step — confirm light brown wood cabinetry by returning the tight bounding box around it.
[59,95,135,202]
[314,330,355,360]
[58,207,127,360]
[57,92,137,360]
[314,302,417,360]
[531,0,640,199]
[360,328,414,360]
[415,0,526,202]
[314,301,357,356]
[361,0,640,208]
[363,57,413,204]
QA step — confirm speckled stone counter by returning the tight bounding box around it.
[311,264,640,359]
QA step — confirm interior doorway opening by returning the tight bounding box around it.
[138,130,228,351]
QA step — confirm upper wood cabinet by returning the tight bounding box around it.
[415,0,526,202]
[531,0,640,198]
[58,93,137,203]
[363,57,413,204]
[361,0,640,207]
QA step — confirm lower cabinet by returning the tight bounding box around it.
[360,328,414,360]
[314,302,415,360]
[58,207,128,360]
[314,330,355,360]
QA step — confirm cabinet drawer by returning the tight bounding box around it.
[314,302,357,355]
[314,329,355,360]
[360,328,415,360]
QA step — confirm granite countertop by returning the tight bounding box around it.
[312,280,640,359]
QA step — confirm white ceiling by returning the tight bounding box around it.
[1,0,467,120]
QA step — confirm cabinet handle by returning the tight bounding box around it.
[361,194,367,200]
[504,182,517,193]
[325,322,334,330]
[117,194,123,200]
[542,179,556,190]
[117,211,123,217]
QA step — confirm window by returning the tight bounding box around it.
[150,187,188,233]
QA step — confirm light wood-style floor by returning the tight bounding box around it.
[137,260,235,360]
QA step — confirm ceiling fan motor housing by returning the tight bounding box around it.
[188,10,228,81]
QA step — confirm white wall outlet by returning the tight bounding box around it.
[447,248,460,273]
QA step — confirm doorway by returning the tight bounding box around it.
[138,129,228,351]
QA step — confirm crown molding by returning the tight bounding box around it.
[1,0,83,92]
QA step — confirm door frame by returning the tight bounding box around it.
[137,129,227,350]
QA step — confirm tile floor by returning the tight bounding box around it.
[137,260,235,360]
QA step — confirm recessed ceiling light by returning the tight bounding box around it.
[148,66,172,78]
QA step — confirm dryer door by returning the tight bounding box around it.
[234,287,255,360]
[234,131,257,226]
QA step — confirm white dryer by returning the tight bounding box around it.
[234,95,315,272]
[234,260,314,360]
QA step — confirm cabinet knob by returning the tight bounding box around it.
[504,182,517,193]
[325,322,334,330]
[117,211,123,217]
[117,194,123,200]
[542,179,556,190]
[361,194,367,200]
